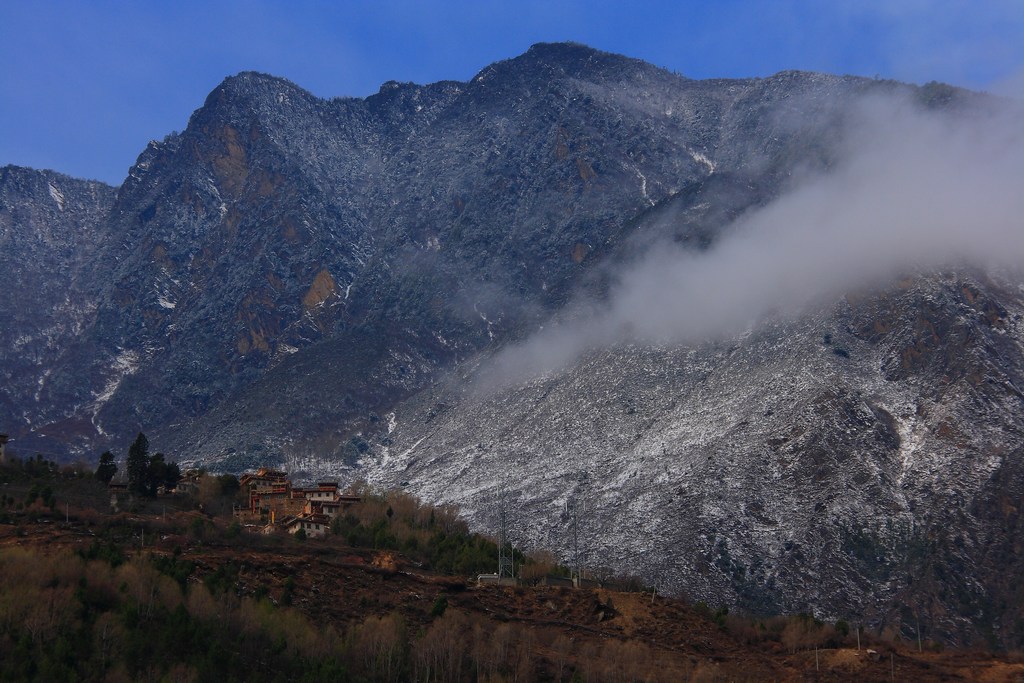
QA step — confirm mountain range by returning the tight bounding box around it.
[3,42,1023,646]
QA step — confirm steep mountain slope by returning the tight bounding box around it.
[0,166,117,452]
[361,270,1024,646]
[4,42,930,462]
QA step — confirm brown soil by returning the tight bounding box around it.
[3,517,1024,682]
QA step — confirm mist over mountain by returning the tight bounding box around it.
[3,42,1024,645]
[483,91,1024,385]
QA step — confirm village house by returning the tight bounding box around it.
[108,482,130,512]
[249,481,300,518]
[174,469,203,496]
[235,467,361,535]
[317,499,343,518]
[285,513,331,538]
[293,481,340,502]
[239,467,288,491]
[306,493,361,519]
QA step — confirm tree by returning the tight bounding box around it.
[146,453,163,496]
[144,452,180,495]
[146,453,180,496]
[95,451,117,484]
[216,474,240,497]
[121,436,183,497]
[162,459,181,491]
[126,433,150,495]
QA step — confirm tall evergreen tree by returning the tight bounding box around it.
[147,452,181,495]
[95,450,117,484]
[146,452,165,497]
[126,432,149,495]
[164,460,182,491]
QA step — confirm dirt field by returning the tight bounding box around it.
[3,514,1024,682]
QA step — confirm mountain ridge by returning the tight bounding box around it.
[3,43,1023,645]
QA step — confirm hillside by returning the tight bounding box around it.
[362,271,1024,647]
[4,512,1024,682]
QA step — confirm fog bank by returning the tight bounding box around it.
[484,93,1024,386]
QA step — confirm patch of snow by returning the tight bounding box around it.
[91,349,140,411]
[33,368,52,402]
[632,165,655,206]
[895,412,925,483]
[690,150,715,174]
[400,436,427,460]
[48,182,65,211]
[157,296,176,310]
[474,303,496,340]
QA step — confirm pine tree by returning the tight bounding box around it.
[146,452,165,497]
[161,457,181,492]
[147,453,181,495]
[126,433,149,495]
[95,451,117,484]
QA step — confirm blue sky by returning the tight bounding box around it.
[2,0,1023,185]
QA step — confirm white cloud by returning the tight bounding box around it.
[482,91,1024,386]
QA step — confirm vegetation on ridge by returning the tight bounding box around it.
[4,455,1024,681]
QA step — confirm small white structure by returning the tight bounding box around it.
[286,513,330,538]
[477,573,517,587]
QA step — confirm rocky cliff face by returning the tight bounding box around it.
[0,166,116,452]
[2,43,1021,645]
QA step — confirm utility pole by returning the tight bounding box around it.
[497,492,513,580]
[564,468,592,585]
[567,497,583,582]
[571,498,579,581]
[917,611,922,652]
